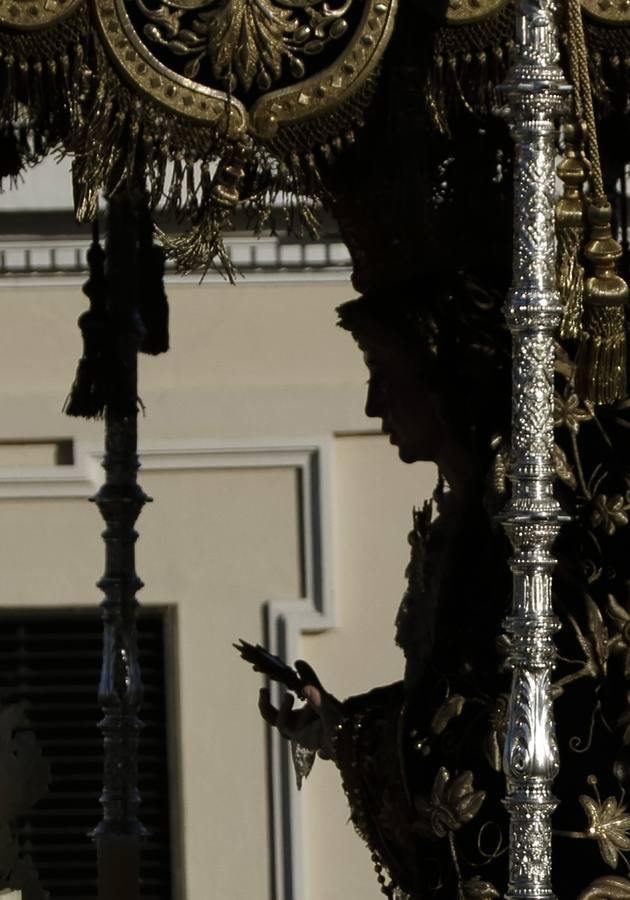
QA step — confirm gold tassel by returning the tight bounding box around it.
[556,122,588,339]
[157,144,251,280]
[576,200,629,404]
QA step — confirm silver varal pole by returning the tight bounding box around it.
[499,1,570,897]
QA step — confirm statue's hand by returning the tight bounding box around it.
[258,660,342,759]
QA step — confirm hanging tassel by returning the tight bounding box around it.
[0,127,23,183]
[576,200,629,404]
[137,195,170,356]
[165,152,185,213]
[158,212,235,279]
[69,42,89,134]
[556,121,588,339]
[561,0,627,402]
[158,142,251,278]
[211,150,245,209]
[184,157,198,216]
[150,145,168,209]
[64,222,112,419]
[103,186,146,417]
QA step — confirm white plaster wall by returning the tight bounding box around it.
[303,435,431,900]
[1,156,74,211]
[0,281,367,441]
[0,276,435,899]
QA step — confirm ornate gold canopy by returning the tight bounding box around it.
[1,0,629,272]
[0,0,398,270]
[93,0,395,141]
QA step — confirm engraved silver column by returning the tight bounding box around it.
[499,2,570,897]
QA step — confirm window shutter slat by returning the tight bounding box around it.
[0,610,172,900]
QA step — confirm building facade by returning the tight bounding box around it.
[0,159,435,900]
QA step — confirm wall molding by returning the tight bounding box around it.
[0,436,337,900]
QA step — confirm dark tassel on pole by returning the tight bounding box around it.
[0,126,24,183]
[137,193,169,356]
[64,220,112,419]
[65,192,155,419]
[99,189,146,418]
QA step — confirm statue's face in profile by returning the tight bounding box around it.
[362,337,441,465]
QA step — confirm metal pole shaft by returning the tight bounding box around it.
[92,191,148,900]
[499,4,570,898]
[94,412,146,900]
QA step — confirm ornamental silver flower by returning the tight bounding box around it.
[590,494,629,536]
[428,768,485,838]
[579,793,630,869]
[554,391,592,434]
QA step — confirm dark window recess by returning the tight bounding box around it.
[0,611,172,900]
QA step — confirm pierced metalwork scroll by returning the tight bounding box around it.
[498,1,570,896]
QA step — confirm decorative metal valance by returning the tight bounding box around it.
[2,0,630,274]
[0,0,396,271]
[95,0,393,140]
